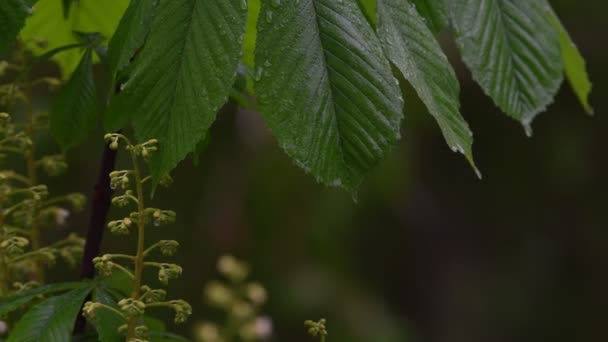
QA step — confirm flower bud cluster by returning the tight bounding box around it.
[86,135,191,341]
[197,255,271,342]
[305,319,328,340]
[0,108,85,298]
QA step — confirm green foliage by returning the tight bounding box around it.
[7,283,94,342]
[104,0,247,182]
[50,48,99,150]
[255,0,403,192]
[19,0,127,77]
[547,6,593,114]
[0,282,84,317]
[0,0,35,54]
[377,0,477,174]
[5,0,592,193]
[411,0,448,33]
[449,0,563,134]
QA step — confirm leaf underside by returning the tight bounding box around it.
[19,0,127,78]
[449,0,564,132]
[50,48,99,150]
[255,0,403,191]
[378,0,477,174]
[545,4,593,114]
[105,0,247,181]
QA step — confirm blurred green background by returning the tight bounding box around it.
[3,0,607,341]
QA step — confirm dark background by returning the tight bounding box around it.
[4,0,606,341]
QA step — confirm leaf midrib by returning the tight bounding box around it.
[309,0,350,181]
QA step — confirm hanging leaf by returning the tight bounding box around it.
[449,0,563,134]
[0,0,34,54]
[50,48,99,150]
[411,0,448,33]
[105,0,247,181]
[544,4,593,114]
[7,284,94,342]
[255,0,403,192]
[19,0,128,78]
[377,0,477,175]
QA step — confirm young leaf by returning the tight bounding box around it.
[377,0,477,175]
[7,284,94,342]
[0,282,85,317]
[411,0,448,33]
[19,0,128,78]
[50,48,99,150]
[255,0,403,192]
[0,0,34,54]
[105,0,247,181]
[544,4,593,114]
[449,0,564,134]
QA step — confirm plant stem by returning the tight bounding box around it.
[73,142,117,335]
[78,143,118,280]
[126,145,146,340]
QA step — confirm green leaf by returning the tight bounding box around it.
[90,287,125,342]
[449,0,564,133]
[50,48,99,150]
[19,0,128,78]
[411,0,448,33]
[255,0,403,192]
[545,5,593,114]
[357,0,377,27]
[377,0,477,175]
[0,0,34,54]
[106,0,247,181]
[106,0,160,85]
[0,282,85,317]
[7,284,94,342]
[104,0,161,130]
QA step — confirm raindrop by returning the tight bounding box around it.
[240,0,247,10]
[270,0,281,8]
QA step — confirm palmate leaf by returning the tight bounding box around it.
[449,0,564,133]
[7,284,94,342]
[50,48,99,150]
[255,0,403,192]
[19,0,127,78]
[377,0,477,175]
[0,0,34,54]
[106,0,247,181]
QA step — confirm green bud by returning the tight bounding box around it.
[158,263,182,285]
[158,240,179,256]
[169,299,192,324]
[118,298,146,318]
